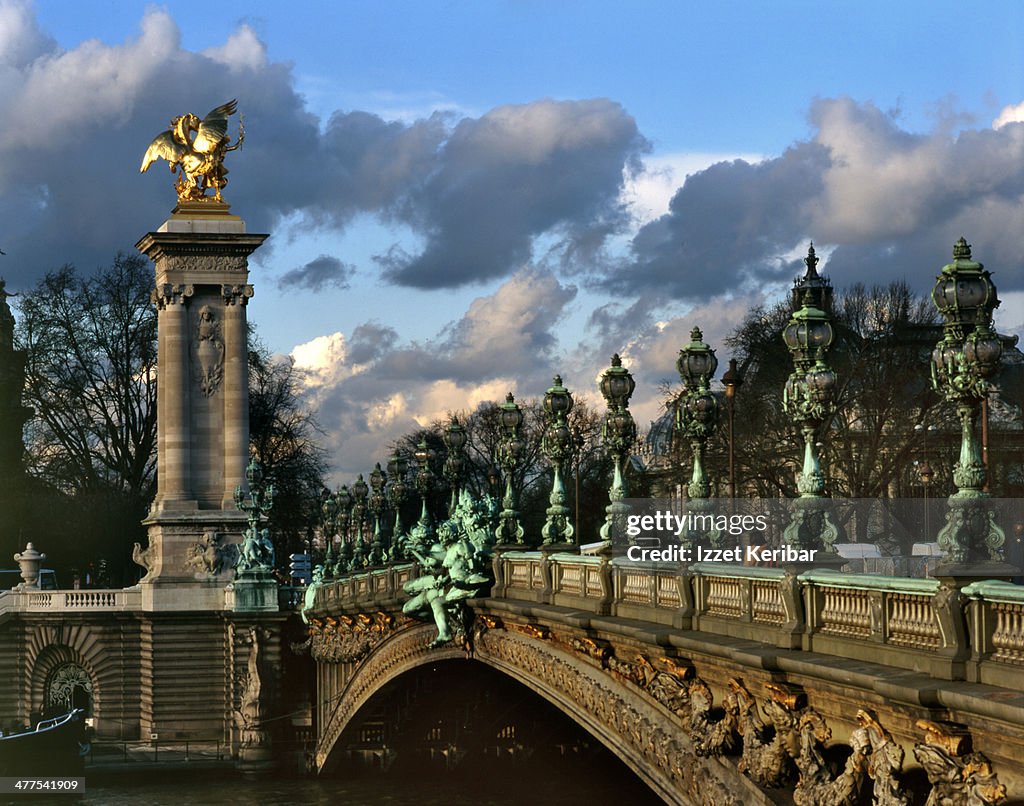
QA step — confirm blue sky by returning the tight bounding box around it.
[8,1,1024,477]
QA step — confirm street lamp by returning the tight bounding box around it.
[234,459,276,575]
[721,358,743,500]
[368,463,387,566]
[598,354,637,550]
[409,438,435,556]
[319,489,338,580]
[675,328,720,547]
[496,393,526,545]
[929,238,1008,568]
[350,474,369,570]
[541,375,575,547]
[387,452,409,559]
[334,484,352,576]
[781,244,842,557]
[442,417,468,517]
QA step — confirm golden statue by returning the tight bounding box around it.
[140,100,244,202]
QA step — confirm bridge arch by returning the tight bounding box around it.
[316,620,761,806]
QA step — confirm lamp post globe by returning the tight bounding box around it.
[929,238,1011,570]
[598,355,636,550]
[541,375,575,547]
[496,394,525,545]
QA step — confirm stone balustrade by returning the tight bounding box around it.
[0,587,143,613]
[963,579,1024,688]
[472,552,1024,686]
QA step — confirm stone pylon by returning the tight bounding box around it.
[136,201,268,610]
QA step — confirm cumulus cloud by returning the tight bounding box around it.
[0,6,645,298]
[377,98,648,288]
[278,254,354,291]
[294,268,577,476]
[609,97,1024,302]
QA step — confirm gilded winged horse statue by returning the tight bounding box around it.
[140,100,244,202]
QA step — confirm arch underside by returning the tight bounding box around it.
[316,622,761,806]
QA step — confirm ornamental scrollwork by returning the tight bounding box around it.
[222,283,254,306]
[151,282,194,309]
[305,612,410,664]
[914,719,1006,806]
[162,254,249,274]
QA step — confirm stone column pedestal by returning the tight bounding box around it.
[135,203,268,612]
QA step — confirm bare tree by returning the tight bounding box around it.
[248,341,328,561]
[14,258,327,580]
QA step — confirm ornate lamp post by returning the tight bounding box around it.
[721,358,743,500]
[334,484,352,576]
[496,393,526,545]
[234,459,276,575]
[442,417,468,517]
[929,238,1010,569]
[386,452,409,560]
[350,474,369,570]
[409,439,435,556]
[675,328,720,547]
[368,463,388,566]
[541,375,575,548]
[319,489,339,580]
[598,355,637,550]
[781,245,842,557]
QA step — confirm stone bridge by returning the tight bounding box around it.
[306,552,1024,805]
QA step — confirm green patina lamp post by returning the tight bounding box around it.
[496,393,526,545]
[541,375,575,548]
[319,489,339,581]
[930,238,1012,572]
[599,354,637,550]
[721,358,743,500]
[386,452,409,560]
[367,463,388,566]
[443,417,468,518]
[350,474,369,570]
[334,484,352,576]
[675,327,721,547]
[409,438,435,556]
[234,459,276,575]
[781,245,843,556]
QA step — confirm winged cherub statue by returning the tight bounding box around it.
[140,100,244,202]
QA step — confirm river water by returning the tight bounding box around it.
[15,764,664,805]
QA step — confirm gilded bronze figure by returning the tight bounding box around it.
[140,100,244,202]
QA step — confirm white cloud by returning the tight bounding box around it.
[291,332,349,389]
[993,101,1024,129]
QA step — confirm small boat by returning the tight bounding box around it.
[0,709,89,776]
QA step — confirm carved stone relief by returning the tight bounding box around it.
[184,531,235,576]
[163,254,248,274]
[195,305,225,397]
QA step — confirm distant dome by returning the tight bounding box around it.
[646,405,676,456]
